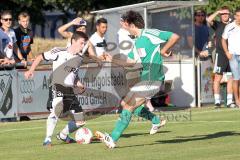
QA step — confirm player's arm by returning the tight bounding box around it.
[14,43,27,66]
[160,32,180,57]
[88,41,104,65]
[206,11,220,26]
[221,25,232,60]
[105,52,137,67]
[24,53,43,79]
[58,17,82,39]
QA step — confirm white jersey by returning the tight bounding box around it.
[222,21,240,55]
[89,32,106,56]
[0,29,10,57]
[117,28,134,56]
[0,28,16,58]
[43,47,83,87]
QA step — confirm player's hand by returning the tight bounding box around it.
[71,17,83,25]
[104,53,113,62]
[226,51,233,60]
[199,50,209,57]
[161,50,173,57]
[24,70,34,79]
[76,81,85,93]
[21,59,27,67]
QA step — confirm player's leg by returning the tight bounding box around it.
[213,53,223,107]
[95,92,145,148]
[145,99,154,112]
[57,94,85,143]
[229,55,240,106]
[43,97,62,146]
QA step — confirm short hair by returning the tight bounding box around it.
[71,31,88,43]
[220,6,230,11]
[194,9,206,16]
[96,18,107,25]
[18,12,30,20]
[1,10,12,18]
[235,7,240,14]
[124,10,145,29]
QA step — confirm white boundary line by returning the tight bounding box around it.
[0,120,239,134]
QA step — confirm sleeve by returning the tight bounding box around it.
[222,24,229,39]
[42,47,59,61]
[158,31,173,41]
[211,20,218,30]
[12,31,17,44]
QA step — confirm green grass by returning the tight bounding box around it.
[0,107,240,160]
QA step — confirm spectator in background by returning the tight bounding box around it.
[58,17,87,47]
[14,12,34,62]
[207,6,235,108]
[88,18,108,63]
[0,10,26,66]
[222,7,240,108]
[187,9,209,58]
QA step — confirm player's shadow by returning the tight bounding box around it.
[156,131,240,144]
[117,131,240,149]
[122,131,171,138]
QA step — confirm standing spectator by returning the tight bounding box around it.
[58,17,87,47]
[207,6,235,108]
[14,12,34,61]
[222,7,240,108]
[89,18,108,62]
[187,9,209,57]
[0,10,26,66]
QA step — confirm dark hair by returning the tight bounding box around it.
[1,10,12,18]
[220,6,230,11]
[18,12,30,20]
[124,10,145,29]
[235,7,240,14]
[96,18,107,25]
[194,9,206,16]
[71,31,88,43]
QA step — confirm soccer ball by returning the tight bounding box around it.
[75,127,93,144]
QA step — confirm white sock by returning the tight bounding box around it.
[227,94,233,105]
[46,115,58,140]
[214,94,220,104]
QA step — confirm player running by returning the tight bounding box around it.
[25,31,89,147]
[95,10,180,148]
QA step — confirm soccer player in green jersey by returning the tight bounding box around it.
[95,10,180,148]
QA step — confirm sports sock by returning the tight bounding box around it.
[46,115,58,140]
[111,109,132,142]
[227,94,233,105]
[214,94,221,104]
[60,120,79,139]
[133,105,160,124]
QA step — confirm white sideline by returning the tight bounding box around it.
[0,120,239,134]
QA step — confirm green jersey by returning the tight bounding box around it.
[128,29,173,81]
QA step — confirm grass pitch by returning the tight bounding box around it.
[0,107,240,160]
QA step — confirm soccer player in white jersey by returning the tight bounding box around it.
[25,31,88,147]
[95,10,179,149]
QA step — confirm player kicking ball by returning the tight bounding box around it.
[25,31,89,147]
[95,10,180,148]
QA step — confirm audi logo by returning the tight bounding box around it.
[20,79,35,94]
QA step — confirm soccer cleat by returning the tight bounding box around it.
[214,103,221,109]
[227,103,236,108]
[95,131,116,149]
[56,133,76,144]
[150,119,167,135]
[43,139,52,147]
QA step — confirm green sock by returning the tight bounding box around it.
[133,105,160,124]
[111,109,132,142]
